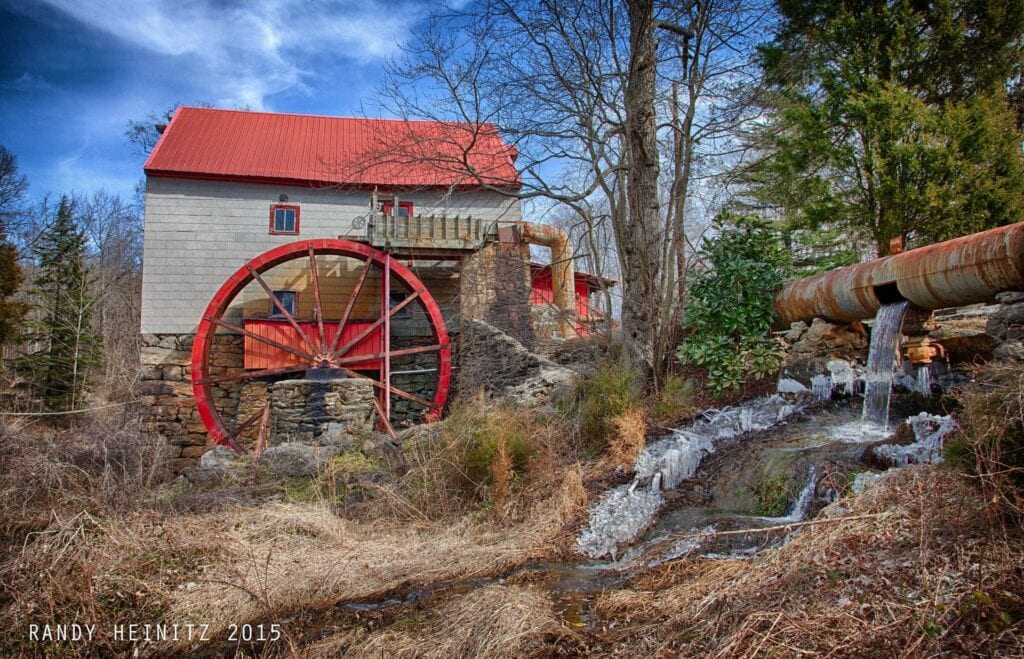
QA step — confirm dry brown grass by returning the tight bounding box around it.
[0,462,588,656]
[0,410,163,551]
[593,465,1024,657]
[321,584,581,657]
[393,397,577,522]
[609,407,646,470]
[945,361,1024,521]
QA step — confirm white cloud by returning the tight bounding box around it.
[38,0,422,109]
[2,72,55,92]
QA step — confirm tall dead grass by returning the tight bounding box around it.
[0,409,163,551]
[392,396,578,522]
[945,362,1024,521]
[331,584,582,657]
[594,465,1024,656]
[609,407,646,470]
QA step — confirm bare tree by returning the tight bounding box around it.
[74,191,143,398]
[375,0,768,388]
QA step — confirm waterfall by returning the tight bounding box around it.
[916,365,931,395]
[778,467,817,523]
[862,301,910,428]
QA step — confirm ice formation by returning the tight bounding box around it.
[871,412,956,466]
[576,395,802,559]
[777,378,809,395]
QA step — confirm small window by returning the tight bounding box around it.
[389,292,413,320]
[381,201,414,218]
[270,204,300,234]
[270,290,297,317]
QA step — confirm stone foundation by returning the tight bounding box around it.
[457,236,535,395]
[269,377,375,442]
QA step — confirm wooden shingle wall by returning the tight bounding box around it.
[141,177,520,334]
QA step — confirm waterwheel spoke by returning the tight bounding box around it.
[231,406,267,438]
[333,289,422,359]
[337,367,437,409]
[333,342,446,367]
[247,265,317,352]
[198,364,307,385]
[205,317,315,363]
[328,257,374,354]
[308,246,326,350]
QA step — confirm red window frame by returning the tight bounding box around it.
[269,204,300,234]
[269,290,299,317]
[381,200,414,218]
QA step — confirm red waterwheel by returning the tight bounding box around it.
[190,238,451,452]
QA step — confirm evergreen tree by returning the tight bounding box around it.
[746,0,1024,256]
[23,196,101,410]
[0,145,27,345]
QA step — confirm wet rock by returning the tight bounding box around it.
[986,301,1024,341]
[782,318,868,385]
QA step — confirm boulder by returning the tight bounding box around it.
[782,318,868,385]
[261,442,337,478]
[986,301,1024,342]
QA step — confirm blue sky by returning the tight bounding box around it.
[0,0,433,202]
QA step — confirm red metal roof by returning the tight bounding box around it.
[144,107,521,190]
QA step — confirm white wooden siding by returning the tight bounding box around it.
[141,177,520,334]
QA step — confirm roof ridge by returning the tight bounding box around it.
[176,106,499,130]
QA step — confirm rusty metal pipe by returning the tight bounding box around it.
[519,222,577,337]
[774,222,1024,328]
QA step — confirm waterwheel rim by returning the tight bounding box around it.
[190,238,451,451]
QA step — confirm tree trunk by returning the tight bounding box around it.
[622,0,662,391]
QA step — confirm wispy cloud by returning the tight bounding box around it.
[37,0,423,109]
[1,72,54,92]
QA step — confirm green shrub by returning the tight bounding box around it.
[677,214,789,397]
[440,400,544,495]
[558,360,638,452]
[752,475,794,517]
[651,374,697,425]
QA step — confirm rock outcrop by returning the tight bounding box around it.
[780,319,869,385]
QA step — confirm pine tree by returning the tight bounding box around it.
[22,196,102,410]
[746,0,1024,257]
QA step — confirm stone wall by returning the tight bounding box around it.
[457,233,534,395]
[779,319,869,385]
[269,378,375,442]
[459,235,534,348]
[140,333,245,471]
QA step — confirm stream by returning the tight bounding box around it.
[335,302,957,631]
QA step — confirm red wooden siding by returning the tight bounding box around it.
[243,319,381,370]
[529,270,595,335]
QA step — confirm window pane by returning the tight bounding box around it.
[274,207,297,233]
[273,290,296,316]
